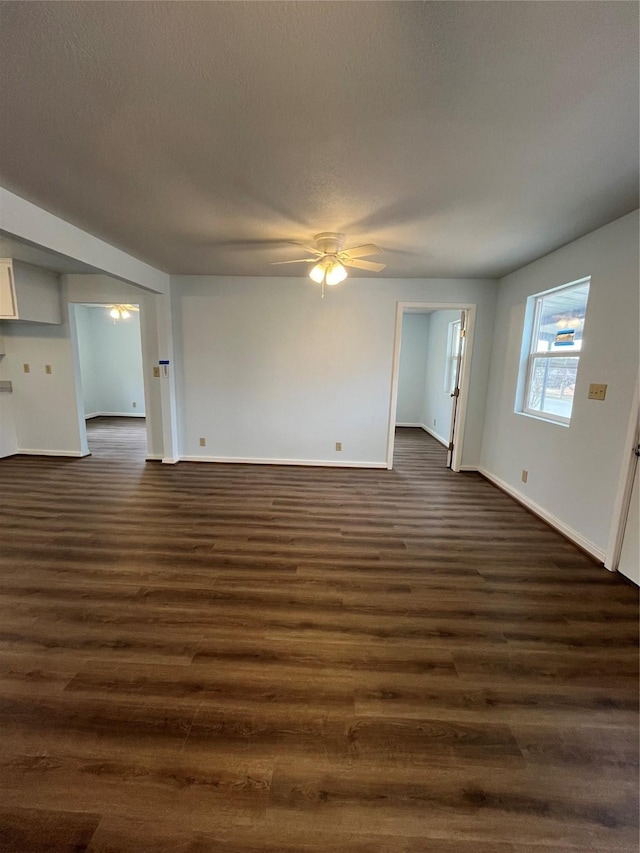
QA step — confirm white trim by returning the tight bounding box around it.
[179,455,387,469]
[85,412,146,418]
[16,448,91,458]
[161,457,180,464]
[459,464,479,472]
[421,424,449,448]
[386,302,475,472]
[145,454,164,461]
[477,467,605,562]
[396,422,449,448]
[605,378,640,571]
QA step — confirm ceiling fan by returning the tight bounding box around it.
[271,233,386,296]
[105,304,139,321]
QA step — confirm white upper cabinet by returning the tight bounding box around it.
[0,259,61,324]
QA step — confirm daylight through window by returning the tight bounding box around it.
[522,278,590,424]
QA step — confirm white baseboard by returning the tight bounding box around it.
[145,454,164,461]
[421,424,449,448]
[161,457,179,464]
[86,412,146,419]
[397,422,449,448]
[17,449,90,458]
[477,467,605,562]
[459,464,479,472]
[179,455,387,469]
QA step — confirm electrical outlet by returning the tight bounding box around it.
[23,363,30,373]
[588,383,607,401]
[153,366,160,378]
[45,365,52,374]
[433,419,436,427]
[335,442,342,451]
[132,402,137,408]
[199,437,206,447]
[521,469,528,484]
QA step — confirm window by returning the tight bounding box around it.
[522,278,590,424]
[445,319,462,394]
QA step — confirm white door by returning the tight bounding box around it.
[446,311,466,469]
[618,449,639,585]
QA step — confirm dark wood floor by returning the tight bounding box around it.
[0,421,637,852]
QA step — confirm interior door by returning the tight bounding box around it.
[447,311,466,469]
[618,444,639,585]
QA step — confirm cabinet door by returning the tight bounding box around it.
[0,260,18,318]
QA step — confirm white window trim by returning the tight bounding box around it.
[521,278,590,426]
[445,319,461,394]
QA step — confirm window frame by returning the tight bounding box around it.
[521,278,590,426]
[445,319,462,395]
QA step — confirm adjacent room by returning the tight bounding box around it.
[0,2,638,851]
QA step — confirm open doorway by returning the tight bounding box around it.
[72,302,148,461]
[387,302,475,471]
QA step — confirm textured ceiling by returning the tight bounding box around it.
[0,233,98,275]
[0,1,638,278]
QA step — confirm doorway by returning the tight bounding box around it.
[72,302,148,461]
[387,302,475,471]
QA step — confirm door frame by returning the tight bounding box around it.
[69,300,152,457]
[605,376,639,571]
[386,301,476,471]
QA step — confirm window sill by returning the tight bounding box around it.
[515,410,570,428]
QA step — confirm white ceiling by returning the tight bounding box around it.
[0,1,637,278]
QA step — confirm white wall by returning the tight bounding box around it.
[422,309,461,445]
[0,275,166,458]
[0,314,84,455]
[480,210,640,560]
[171,276,497,467]
[0,374,17,458]
[75,306,146,417]
[396,313,429,424]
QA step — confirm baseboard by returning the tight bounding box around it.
[397,422,449,448]
[86,412,146,419]
[179,455,388,469]
[420,424,449,448]
[477,467,605,562]
[161,457,179,465]
[145,454,164,461]
[17,449,90,458]
[459,464,479,472]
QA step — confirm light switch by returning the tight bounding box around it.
[23,363,30,373]
[45,364,52,375]
[588,383,607,401]
[153,366,160,378]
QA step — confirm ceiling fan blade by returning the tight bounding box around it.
[122,304,140,312]
[270,258,317,265]
[341,244,383,259]
[343,259,387,272]
[288,241,323,256]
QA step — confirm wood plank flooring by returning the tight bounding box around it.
[0,419,637,852]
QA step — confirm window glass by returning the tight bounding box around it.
[445,320,461,394]
[522,279,590,424]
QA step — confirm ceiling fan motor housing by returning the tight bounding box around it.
[314,232,345,255]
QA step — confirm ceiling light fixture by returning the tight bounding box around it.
[271,233,386,298]
[106,304,138,322]
[309,256,348,297]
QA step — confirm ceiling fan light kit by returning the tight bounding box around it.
[271,232,386,297]
[107,304,138,322]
